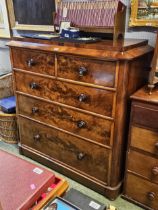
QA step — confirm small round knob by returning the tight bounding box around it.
[77,120,86,128]
[77,152,86,160]
[152,166,158,176]
[78,94,87,102]
[30,82,40,90]
[147,192,155,201]
[32,107,39,114]
[34,134,41,142]
[27,59,36,67]
[78,67,87,77]
[155,142,158,150]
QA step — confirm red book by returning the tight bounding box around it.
[0,150,55,210]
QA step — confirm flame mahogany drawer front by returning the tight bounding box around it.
[19,117,111,184]
[17,94,113,146]
[130,126,158,156]
[125,174,158,210]
[128,150,158,184]
[57,55,116,88]
[11,48,55,76]
[14,71,115,117]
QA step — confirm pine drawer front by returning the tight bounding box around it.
[132,104,158,130]
[14,71,115,117]
[125,173,158,210]
[57,55,117,88]
[12,48,55,76]
[130,126,158,156]
[128,150,158,184]
[19,117,111,184]
[17,95,113,146]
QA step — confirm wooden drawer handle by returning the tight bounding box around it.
[155,142,158,150]
[32,107,39,114]
[152,166,158,176]
[78,94,88,102]
[77,120,86,128]
[30,82,40,90]
[147,192,155,201]
[77,152,86,160]
[78,66,87,76]
[34,134,41,142]
[27,59,36,67]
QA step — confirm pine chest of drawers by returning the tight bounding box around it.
[8,39,153,200]
[123,87,158,209]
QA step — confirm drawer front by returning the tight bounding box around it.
[128,150,158,184]
[125,173,158,210]
[15,71,114,117]
[19,117,110,183]
[57,55,116,87]
[131,126,158,156]
[12,48,55,76]
[132,104,158,130]
[17,95,113,146]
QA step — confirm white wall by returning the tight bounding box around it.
[0,40,11,74]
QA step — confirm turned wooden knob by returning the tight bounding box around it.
[77,152,86,160]
[78,94,87,102]
[155,142,158,150]
[147,192,155,201]
[78,66,87,76]
[30,82,40,90]
[34,134,41,142]
[27,58,36,67]
[32,107,39,114]
[152,166,158,176]
[77,120,86,128]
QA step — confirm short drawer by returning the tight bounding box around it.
[17,94,113,146]
[131,126,158,156]
[57,55,116,88]
[128,150,158,184]
[19,117,110,183]
[132,104,158,130]
[14,71,115,117]
[11,48,55,76]
[125,173,158,210]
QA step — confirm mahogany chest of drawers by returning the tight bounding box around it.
[123,86,158,209]
[8,39,153,200]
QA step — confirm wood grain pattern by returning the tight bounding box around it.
[12,48,55,76]
[125,173,158,210]
[128,150,158,184]
[19,117,111,184]
[14,71,114,117]
[57,55,116,88]
[131,126,158,156]
[17,94,113,146]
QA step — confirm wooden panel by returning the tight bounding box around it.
[125,173,158,210]
[17,94,113,146]
[128,150,158,184]
[132,104,158,130]
[19,117,110,183]
[131,126,158,155]
[14,71,114,117]
[57,55,116,87]
[12,49,55,76]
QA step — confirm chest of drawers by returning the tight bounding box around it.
[123,86,158,209]
[8,39,153,200]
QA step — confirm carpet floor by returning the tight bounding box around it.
[0,141,143,210]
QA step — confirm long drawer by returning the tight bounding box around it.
[14,71,115,117]
[19,117,111,183]
[130,126,158,156]
[125,173,158,210]
[12,48,55,76]
[17,94,113,146]
[128,150,158,184]
[57,55,116,88]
